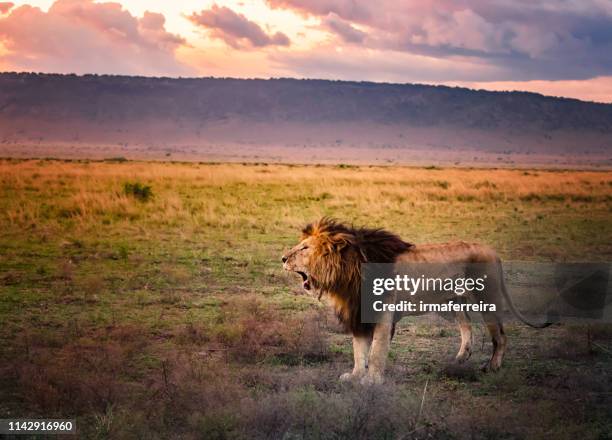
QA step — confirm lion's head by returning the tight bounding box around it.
[282,218,413,333]
[282,217,363,297]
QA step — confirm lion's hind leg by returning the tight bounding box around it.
[481,312,507,372]
[455,310,473,363]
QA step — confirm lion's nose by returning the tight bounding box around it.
[281,256,288,263]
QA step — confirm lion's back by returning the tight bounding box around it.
[396,241,498,263]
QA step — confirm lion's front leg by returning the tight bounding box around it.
[340,334,372,381]
[362,312,394,385]
[455,310,473,363]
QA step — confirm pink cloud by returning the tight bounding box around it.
[266,0,371,21]
[0,0,192,76]
[265,0,612,82]
[0,2,13,14]
[271,45,505,83]
[189,5,290,49]
[321,13,365,43]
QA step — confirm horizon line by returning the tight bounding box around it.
[2,71,610,106]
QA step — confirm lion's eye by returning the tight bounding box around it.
[301,245,308,250]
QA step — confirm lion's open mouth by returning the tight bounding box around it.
[297,271,311,290]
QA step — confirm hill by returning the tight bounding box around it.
[1,73,611,166]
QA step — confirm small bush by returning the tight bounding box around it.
[474,180,497,189]
[123,182,152,202]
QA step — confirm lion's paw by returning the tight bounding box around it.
[480,360,501,373]
[339,371,365,382]
[339,372,355,382]
[454,350,472,364]
[360,373,384,386]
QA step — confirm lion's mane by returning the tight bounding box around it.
[301,218,413,335]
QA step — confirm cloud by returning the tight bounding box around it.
[0,0,191,76]
[265,0,612,81]
[266,0,371,22]
[270,45,506,83]
[0,2,13,14]
[188,5,290,49]
[321,13,365,43]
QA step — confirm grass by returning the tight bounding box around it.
[0,159,611,439]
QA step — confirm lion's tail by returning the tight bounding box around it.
[497,261,554,328]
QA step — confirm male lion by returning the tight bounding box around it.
[282,218,549,385]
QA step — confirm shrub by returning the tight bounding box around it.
[123,182,152,202]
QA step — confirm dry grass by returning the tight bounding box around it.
[3,160,611,233]
[0,158,611,439]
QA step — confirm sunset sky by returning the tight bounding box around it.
[1,0,611,102]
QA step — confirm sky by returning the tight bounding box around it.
[0,0,611,103]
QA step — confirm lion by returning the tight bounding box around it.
[282,217,550,385]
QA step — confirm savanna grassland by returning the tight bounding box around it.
[1,159,611,439]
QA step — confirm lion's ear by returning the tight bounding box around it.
[301,223,314,239]
[330,234,367,262]
[329,232,355,251]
